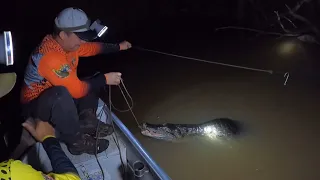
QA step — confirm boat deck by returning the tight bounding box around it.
[18,99,171,180]
[62,135,127,180]
[22,100,128,180]
[65,100,128,180]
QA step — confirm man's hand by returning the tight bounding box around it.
[22,119,55,142]
[104,72,122,85]
[119,41,132,51]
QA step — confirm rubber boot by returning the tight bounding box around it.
[79,109,114,138]
[67,132,109,155]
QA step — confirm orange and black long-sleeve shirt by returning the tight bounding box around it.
[21,35,120,104]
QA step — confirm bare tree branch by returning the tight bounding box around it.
[297,34,320,45]
[280,0,314,16]
[282,16,297,28]
[274,11,292,33]
[216,0,319,44]
[284,4,320,35]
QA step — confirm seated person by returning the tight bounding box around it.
[20,7,132,155]
[0,119,81,180]
[0,32,80,179]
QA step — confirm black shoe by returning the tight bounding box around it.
[67,133,109,155]
[79,109,114,137]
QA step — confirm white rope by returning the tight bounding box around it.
[94,82,135,180]
[134,47,274,74]
[109,79,141,128]
[111,80,134,113]
[109,47,292,128]
[134,46,291,86]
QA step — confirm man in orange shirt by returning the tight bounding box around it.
[21,7,132,155]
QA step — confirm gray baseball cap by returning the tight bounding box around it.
[54,7,107,41]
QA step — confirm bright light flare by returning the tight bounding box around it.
[204,125,218,139]
[97,26,108,37]
[3,31,13,66]
[277,40,301,56]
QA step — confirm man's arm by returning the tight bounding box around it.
[41,136,78,175]
[38,52,106,98]
[77,42,120,57]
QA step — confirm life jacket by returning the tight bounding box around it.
[0,159,80,180]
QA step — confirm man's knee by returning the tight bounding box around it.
[34,86,78,121]
[22,86,79,136]
[23,86,71,117]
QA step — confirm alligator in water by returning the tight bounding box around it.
[140,118,241,141]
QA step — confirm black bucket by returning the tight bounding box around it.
[133,161,148,178]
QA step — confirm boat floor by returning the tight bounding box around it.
[22,100,128,180]
[25,135,127,180]
[64,134,127,180]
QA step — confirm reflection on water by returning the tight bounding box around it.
[107,39,320,180]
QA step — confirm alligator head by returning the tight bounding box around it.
[140,122,178,141]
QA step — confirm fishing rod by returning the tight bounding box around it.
[132,46,290,86]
